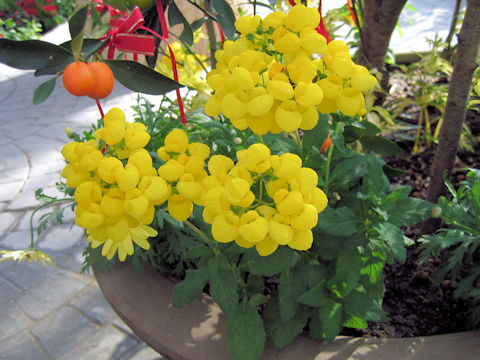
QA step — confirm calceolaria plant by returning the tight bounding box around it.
[0,2,435,360]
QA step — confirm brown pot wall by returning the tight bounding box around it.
[94,262,480,360]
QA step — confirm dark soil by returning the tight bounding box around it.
[343,109,480,338]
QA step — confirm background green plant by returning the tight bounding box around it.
[419,169,480,326]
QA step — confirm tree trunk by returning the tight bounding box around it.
[423,0,480,233]
[357,0,407,90]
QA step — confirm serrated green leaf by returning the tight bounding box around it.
[310,299,342,343]
[316,207,360,236]
[172,267,209,309]
[0,39,73,70]
[297,280,327,307]
[185,244,211,259]
[360,254,385,284]
[376,222,407,264]
[208,256,239,315]
[343,288,388,322]
[33,77,57,104]
[227,301,265,360]
[69,5,89,40]
[168,1,194,46]
[343,316,367,329]
[105,60,183,95]
[360,136,403,156]
[263,298,311,348]
[326,249,362,298]
[246,246,300,276]
[210,0,237,39]
[278,265,309,321]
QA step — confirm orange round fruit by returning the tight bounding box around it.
[62,61,95,97]
[87,62,115,100]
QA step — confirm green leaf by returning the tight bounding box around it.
[376,222,407,264]
[382,188,435,227]
[310,299,343,343]
[172,267,209,309]
[343,316,367,329]
[33,77,57,104]
[315,207,360,236]
[105,60,183,95]
[278,265,309,321]
[249,293,268,307]
[71,29,85,60]
[360,136,403,156]
[326,249,362,298]
[210,0,237,39]
[246,246,300,276]
[263,298,311,348]
[69,5,89,40]
[302,113,329,150]
[362,153,389,194]
[227,301,265,360]
[208,256,239,315]
[191,17,207,32]
[168,1,194,46]
[360,253,385,284]
[0,39,73,70]
[185,244,211,259]
[297,280,327,307]
[343,288,388,322]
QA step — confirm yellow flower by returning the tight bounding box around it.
[212,211,240,243]
[238,210,269,244]
[168,194,193,221]
[0,249,55,266]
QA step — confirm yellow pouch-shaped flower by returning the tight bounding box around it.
[263,11,286,30]
[336,88,365,117]
[288,229,313,250]
[231,67,255,91]
[158,159,185,182]
[124,123,150,150]
[275,189,304,216]
[100,189,125,218]
[177,174,203,202]
[351,73,378,91]
[101,120,125,145]
[286,56,317,84]
[247,111,275,135]
[273,152,302,179]
[204,95,222,117]
[275,100,302,132]
[212,211,240,243]
[291,204,318,230]
[300,29,327,54]
[247,93,274,117]
[255,235,279,256]
[164,128,189,154]
[168,194,193,221]
[331,57,356,78]
[188,142,211,160]
[225,178,251,206]
[98,157,123,184]
[235,14,261,34]
[294,82,324,107]
[208,155,234,176]
[274,32,301,54]
[299,105,319,130]
[124,192,149,219]
[267,80,294,101]
[128,149,154,178]
[79,149,103,172]
[317,97,338,114]
[237,143,271,173]
[305,187,328,213]
[294,167,318,195]
[139,176,170,204]
[105,215,130,243]
[238,210,269,243]
[269,213,293,245]
[115,164,139,192]
[184,155,205,176]
[76,203,105,229]
[222,93,248,119]
[74,181,102,207]
[318,77,343,99]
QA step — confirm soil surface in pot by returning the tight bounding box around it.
[343,109,480,338]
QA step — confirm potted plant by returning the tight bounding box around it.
[1,1,476,359]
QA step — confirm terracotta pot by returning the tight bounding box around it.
[94,261,480,360]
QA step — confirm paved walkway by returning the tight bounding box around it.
[0,53,167,360]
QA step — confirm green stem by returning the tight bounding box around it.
[294,129,302,151]
[184,219,218,254]
[29,198,74,249]
[324,123,341,193]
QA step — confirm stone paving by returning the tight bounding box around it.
[0,61,167,360]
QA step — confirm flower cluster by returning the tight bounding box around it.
[202,143,328,256]
[61,108,161,261]
[204,4,377,134]
[156,128,210,221]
